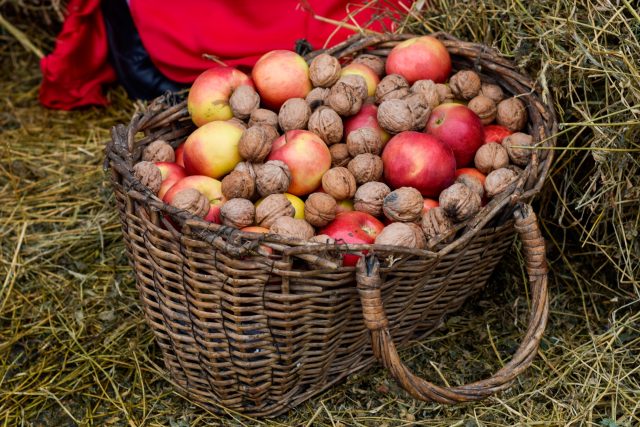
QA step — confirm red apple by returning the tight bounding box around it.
[187,67,253,127]
[483,124,512,144]
[385,36,452,84]
[174,143,185,168]
[343,103,390,145]
[183,120,244,179]
[423,198,439,213]
[267,130,331,196]
[241,226,273,255]
[156,162,187,199]
[340,63,380,97]
[319,211,384,266]
[426,103,485,167]
[455,167,486,186]
[163,175,224,223]
[252,50,312,109]
[381,131,456,197]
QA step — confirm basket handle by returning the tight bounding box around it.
[356,203,548,403]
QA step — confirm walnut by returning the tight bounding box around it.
[309,234,336,244]
[474,142,509,174]
[309,54,341,88]
[248,108,279,128]
[322,167,357,201]
[375,222,426,249]
[270,216,315,240]
[404,92,431,130]
[278,98,311,131]
[220,198,255,228]
[225,117,248,130]
[502,132,533,166]
[221,170,255,200]
[133,161,162,194]
[255,160,291,197]
[171,188,210,218]
[327,75,368,116]
[435,84,454,103]
[354,181,390,217]
[455,174,484,199]
[306,87,329,110]
[255,193,295,228]
[347,153,383,184]
[411,79,440,109]
[304,192,337,227]
[353,54,385,77]
[496,97,528,131]
[449,70,482,100]
[377,99,412,134]
[480,83,504,103]
[346,127,382,156]
[439,183,481,222]
[484,168,519,198]
[233,161,257,180]
[142,140,175,163]
[229,85,260,120]
[383,187,423,222]
[375,74,410,104]
[468,95,497,125]
[308,106,343,145]
[329,143,351,168]
[421,207,454,242]
[238,124,278,162]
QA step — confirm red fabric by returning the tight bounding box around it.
[39,0,116,109]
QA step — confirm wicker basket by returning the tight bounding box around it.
[105,33,556,416]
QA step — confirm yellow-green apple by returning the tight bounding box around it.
[183,120,244,179]
[284,193,305,219]
[252,50,312,109]
[483,124,512,144]
[336,199,354,214]
[163,175,224,223]
[385,36,451,84]
[340,63,380,97]
[155,162,187,199]
[187,67,253,126]
[319,211,384,266]
[174,143,185,168]
[426,103,485,167]
[381,131,456,198]
[343,103,390,145]
[423,198,439,213]
[267,130,331,196]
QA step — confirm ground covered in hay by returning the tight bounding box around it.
[1,1,639,426]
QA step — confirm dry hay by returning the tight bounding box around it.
[1,0,639,426]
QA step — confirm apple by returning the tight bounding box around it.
[483,124,512,144]
[426,103,485,167]
[241,226,273,256]
[183,120,244,179]
[187,67,253,126]
[174,143,185,168]
[319,211,384,266]
[155,162,187,199]
[267,130,331,196]
[284,193,305,219]
[343,103,390,145]
[385,36,451,84]
[423,198,439,213]
[163,175,224,223]
[340,63,380,97]
[252,50,312,109]
[336,199,354,214]
[381,131,456,197]
[455,167,486,186]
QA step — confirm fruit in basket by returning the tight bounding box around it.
[220,198,255,229]
[336,199,354,213]
[422,198,439,213]
[449,70,482,100]
[411,79,441,110]
[304,192,337,227]
[383,187,424,222]
[238,124,278,163]
[353,181,391,217]
[174,143,185,167]
[435,83,454,103]
[255,160,291,197]
[170,188,210,218]
[483,124,512,144]
[353,54,385,78]
[496,97,528,131]
[480,83,505,103]
[404,92,432,129]
[319,211,384,266]
[421,206,455,242]
[255,193,295,228]
[346,127,382,156]
[229,85,260,120]
[284,193,305,219]
[187,67,253,126]
[385,36,451,84]
[162,175,224,223]
[221,170,255,200]
[343,103,390,145]
[133,161,162,195]
[375,74,410,103]
[267,130,331,196]
[340,63,380,97]
[454,173,484,200]
[270,217,315,240]
[183,120,243,179]
[248,108,279,128]
[329,143,351,168]
[309,53,342,88]
[142,140,175,163]
[327,75,368,116]
[375,222,426,249]
[308,106,343,145]
[309,234,335,244]
[484,167,519,198]
[474,142,509,174]
[305,87,330,110]
[278,98,312,131]
[468,95,497,125]
[252,50,312,109]
[502,132,534,166]
[322,167,357,201]
[156,162,187,199]
[439,183,481,222]
[377,99,413,133]
[381,132,456,197]
[426,103,484,167]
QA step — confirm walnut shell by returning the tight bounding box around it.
[309,54,342,88]
[353,54,385,77]
[308,106,343,145]
[404,92,431,130]
[322,167,357,201]
[327,75,367,116]
[435,84,454,103]
[455,174,484,199]
[309,234,336,244]
[233,161,257,180]
[270,217,315,240]
[346,127,382,156]
[304,192,337,227]
[375,222,426,249]
[238,124,278,162]
[248,108,279,128]
[306,87,329,110]
[480,83,504,103]
[383,187,423,222]
[229,85,260,120]
[255,160,291,197]
[439,183,481,222]
[171,188,210,218]
[496,97,528,131]
[225,117,248,131]
[133,161,162,194]
[502,132,533,166]
[347,153,383,184]
[411,79,440,109]
[255,193,295,228]
[484,168,519,198]
[220,198,255,228]
[354,181,391,217]
[449,70,482,100]
[142,140,175,163]
[421,207,454,242]
[278,98,311,131]
[474,142,509,174]
[468,95,497,125]
[377,99,413,134]
[375,74,410,104]
[221,170,255,200]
